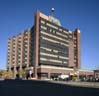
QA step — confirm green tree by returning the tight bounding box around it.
[19,69,26,79]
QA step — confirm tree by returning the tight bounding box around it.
[19,69,26,79]
[2,71,9,78]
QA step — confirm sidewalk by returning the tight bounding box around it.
[49,81,99,88]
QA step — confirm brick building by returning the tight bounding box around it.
[7,10,93,79]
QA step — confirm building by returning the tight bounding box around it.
[33,10,81,79]
[7,10,93,79]
[94,70,99,78]
[7,29,32,76]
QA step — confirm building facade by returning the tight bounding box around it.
[33,10,81,79]
[7,10,82,79]
[7,29,32,76]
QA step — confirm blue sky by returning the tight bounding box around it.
[0,0,99,70]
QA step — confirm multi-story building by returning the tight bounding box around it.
[7,10,82,79]
[7,29,32,76]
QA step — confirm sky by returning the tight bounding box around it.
[0,0,99,70]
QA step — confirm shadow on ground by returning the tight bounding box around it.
[0,80,99,96]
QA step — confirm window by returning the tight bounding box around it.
[18,61,20,63]
[74,48,77,55]
[74,55,77,59]
[38,73,48,78]
[69,35,72,38]
[40,20,45,24]
[56,32,68,39]
[63,30,69,34]
[40,25,47,30]
[18,48,21,50]
[46,23,58,30]
[53,30,56,34]
[59,28,62,32]
[40,30,68,43]
[49,29,52,32]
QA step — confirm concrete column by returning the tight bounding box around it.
[48,73,50,79]
[34,10,40,78]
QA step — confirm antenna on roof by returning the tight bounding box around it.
[51,8,55,17]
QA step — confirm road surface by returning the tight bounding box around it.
[0,80,99,96]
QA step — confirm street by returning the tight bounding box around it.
[0,80,99,96]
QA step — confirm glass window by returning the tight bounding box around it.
[59,28,62,31]
[41,25,47,30]
[40,20,45,24]
[46,23,58,30]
